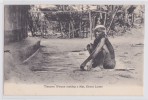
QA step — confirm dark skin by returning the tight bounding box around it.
[80,31,109,71]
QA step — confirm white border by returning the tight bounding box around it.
[1,0,148,100]
[0,1,4,100]
[2,0,148,5]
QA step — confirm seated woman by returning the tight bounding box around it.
[80,25,116,71]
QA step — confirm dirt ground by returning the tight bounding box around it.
[5,27,144,87]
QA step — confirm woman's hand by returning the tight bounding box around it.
[80,63,86,71]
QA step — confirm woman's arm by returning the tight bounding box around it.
[80,38,106,70]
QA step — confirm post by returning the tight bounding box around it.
[69,23,71,38]
[80,21,82,38]
[59,22,61,33]
[104,12,107,26]
[132,13,134,27]
[70,21,75,38]
[60,22,63,37]
[89,11,92,40]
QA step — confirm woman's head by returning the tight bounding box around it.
[94,25,107,38]
[95,31,104,37]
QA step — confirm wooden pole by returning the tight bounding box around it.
[31,10,107,14]
[133,13,134,23]
[80,21,82,38]
[70,21,75,38]
[69,23,71,38]
[104,12,107,26]
[92,16,95,33]
[82,22,84,38]
[60,22,62,32]
[89,11,92,40]
[132,13,134,26]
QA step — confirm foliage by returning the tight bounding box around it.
[28,5,144,38]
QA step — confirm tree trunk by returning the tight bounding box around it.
[107,6,120,34]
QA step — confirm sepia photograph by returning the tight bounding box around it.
[3,4,144,96]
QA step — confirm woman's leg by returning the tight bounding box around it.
[103,53,116,69]
[102,45,116,69]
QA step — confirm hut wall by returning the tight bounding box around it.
[4,5,29,44]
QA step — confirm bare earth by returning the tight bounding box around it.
[5,27,144,88]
